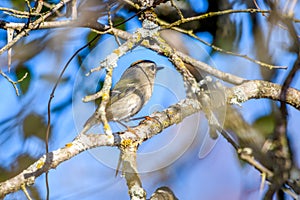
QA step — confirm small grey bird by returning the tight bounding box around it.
[85,60,163,127]
[150,186,178,200]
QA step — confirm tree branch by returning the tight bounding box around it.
[105,28,246,85]
[1,79,300,197]
[0,98,201,198]
[1,17,245,85]
[226,80,300,110]
[0,0,73,55]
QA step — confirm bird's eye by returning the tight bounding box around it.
[150,64,156,71]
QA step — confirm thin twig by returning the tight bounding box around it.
[0,70,28,96]
[21,184,33,200]
[0,0,73,55]
[238,148,273,177]
[107,3,121,46]
[163,9,270,29]
[7,28,14,72]
[157,19,287,70]
[170,0,184,19]
[0,6,41,16]
[123,0,140,9]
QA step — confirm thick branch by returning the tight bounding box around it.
[1,79,300,197]
[106,28,246,85]
[122,144,146,200]
[0,99,200,198]
[227,80,300,110]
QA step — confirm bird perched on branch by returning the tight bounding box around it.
[85,60,163,128]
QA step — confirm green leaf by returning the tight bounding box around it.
[12,154,36,172]
[253,114,276,138]
[0,154,35,181]
[87,31,101,50]
[15,65,31,94]
[0,166,11,182]
[11,0,27,11]
[113,16,126,31]
[23,113,49,140]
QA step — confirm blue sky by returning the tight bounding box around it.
[1,1,300,199]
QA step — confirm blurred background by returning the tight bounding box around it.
[0,0,300,199]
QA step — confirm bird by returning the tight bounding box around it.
[150,186,178,200]
[85,60,163,128]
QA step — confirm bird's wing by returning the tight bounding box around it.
[107,82,149,121]
[109,83,138,104]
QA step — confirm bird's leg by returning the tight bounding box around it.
[139,116,164,131]
[116,120,140,138]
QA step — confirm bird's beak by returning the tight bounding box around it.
[157,66,164,71]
